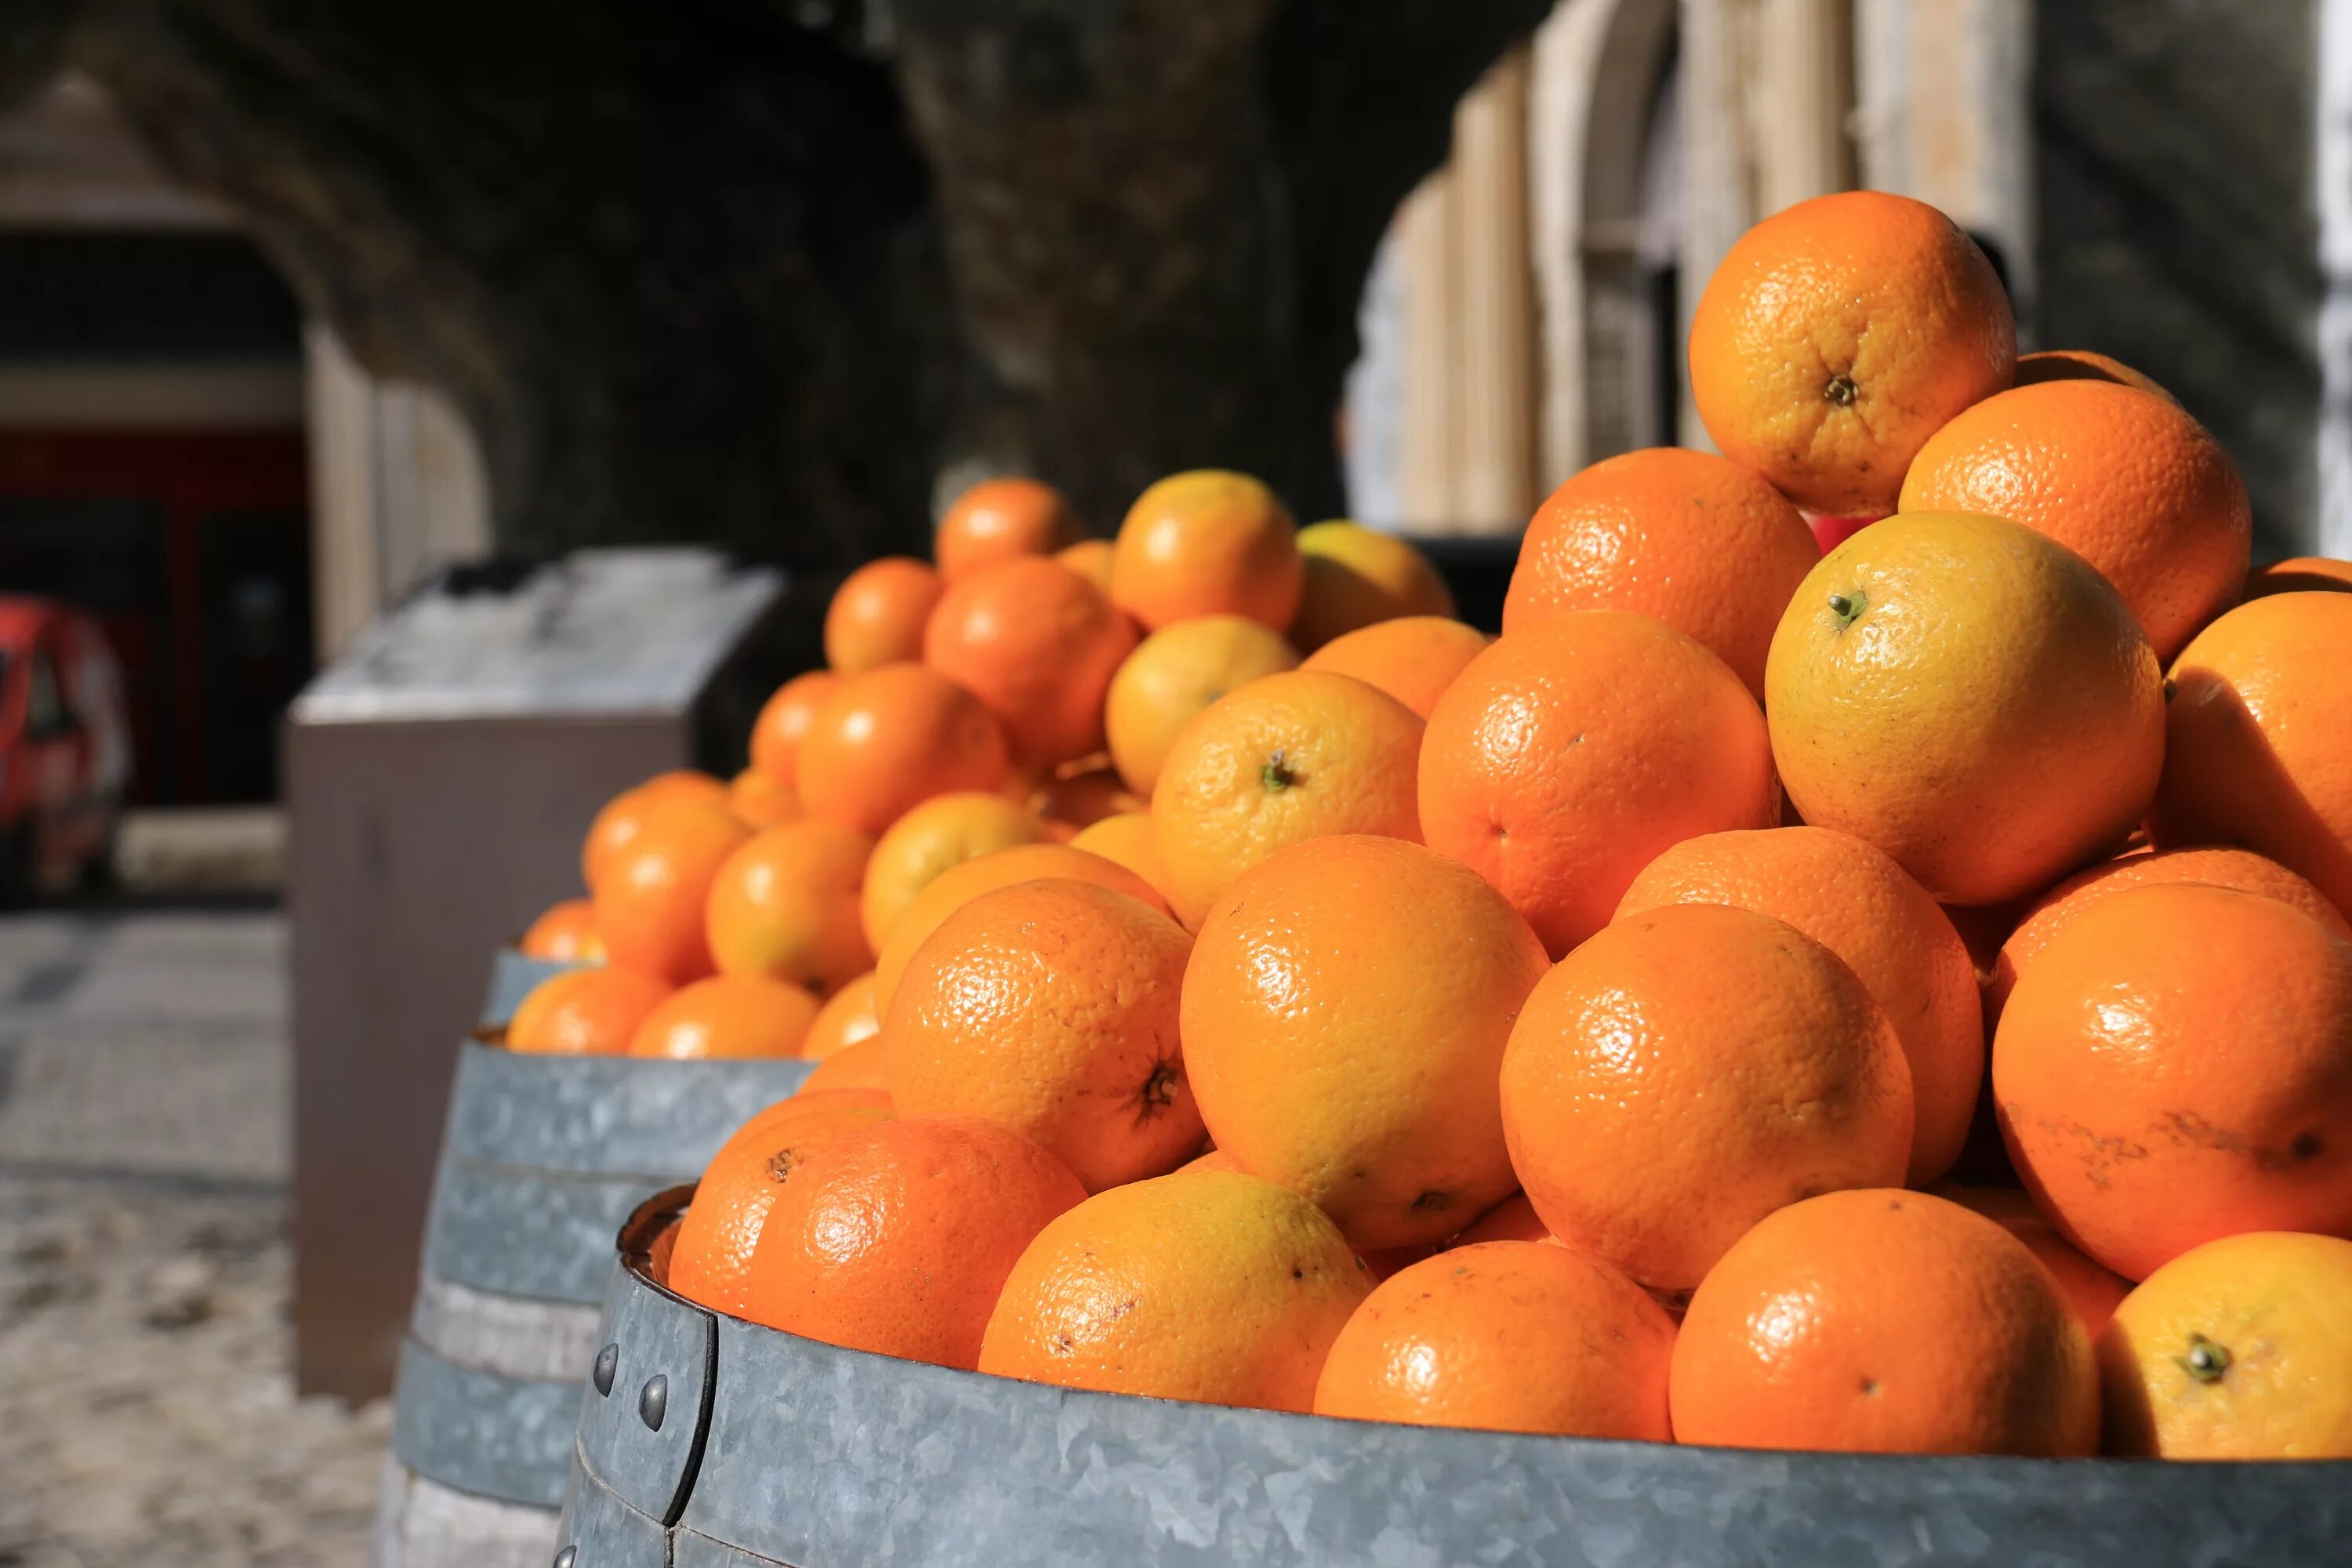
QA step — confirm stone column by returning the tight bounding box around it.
[1452,49,1541,532]
[1396,172,1460,530]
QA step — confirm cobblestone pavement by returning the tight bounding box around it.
[0,905,389,1568]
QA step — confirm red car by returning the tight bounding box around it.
[0,597,132,902]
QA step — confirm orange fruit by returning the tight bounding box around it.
[2098,1230,2352,1458]
[1298,615,1490,720]
[1688,191,2015,515]
[1766,512,2165,906]
[794,663,1010,836]
[593,799,752,983]
[746,670,839,789]
[800,971,880,1062]
[858,791,1050,953]
[741,1116,1086,1368]
[1312,1241,1675,1439]
[1614,826,1983,1185]
[1150,670,1425,930]
[1898,379,2252,658]
[1289,521,1455,651]
[921,556,1138,768]
[2247,556,2352,597]
[887,879,1200,1191]
[934,477,1079,579]
[2013,347,2172,399]
[581,770,730,894]
[727,768,797,827]
[626,974,825,1060]
[1931,1182,2131,1337]
[1453,1193,1555,1247]
[799,1033,888,1093]
[978,1169,1370,1410]
[1067,811,1165,896]
[1670,1189,2099,1455]
[507,966,671,1056]
[1029,765,1145,832]
[1179,1147,1240,1174]
[1105,615,1300,795]
[666,1087,896,1317]
[1109,470,1304,632]
[1420,611,1775,957]
[519,898,603,963]
[1502,447,1819,699]
[2151,592,2352,916]
[823,557,943,673]
[704,819,875,996]
[1053,537,1115,593]
[1182,835,1550,1248]
[1501,903,1913,1294]
[1994,882,2352,1281]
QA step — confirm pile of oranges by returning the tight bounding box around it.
[512,191,2352,1463]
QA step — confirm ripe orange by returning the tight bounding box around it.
[978,1169,1370,1410]
[1312,1241,1675,1439]
[593,798,752,983]
[1151,670,1425,930]
[1105,615,1299,795]
[507,966,671,1055]
[1288,521,1455,651]
[793,663,1010,836]
[798,1033,889,1093]
[887,879,1200,1191]
[519,898,603,963]
[1766,512,2165,906]
[1614,826,1982,1185]
[921,556,1138,768]
[1501,903,1913,1294]
[823,557,943,673]
[858,790,1051,953]
[1298,615,1491,720]
[626,974,824,1060]
[1994,882,2352,1280]
[2151,592,2352,916]
[2099,1230,2352,1458]
[1930,1182,2131,1336]
[2013,347,2172,399]
[1898,380,2252,658]
[1109,470,1304,632]
[1183,835,1550,1248]
[1503,447,1819,700]
[1453,1193,1555,1247]
[746,670,839,789]
[1420,611,1775,957]
[934,477,1079,579]
[1671,1189,2099,1455]
[581,770,730,894]
[704,819,875,996]
[1688,191,2015,515]
[2246,556,2352,598]
[1067,811,1166,897]
[1053,537,1115,593]
[727,768,797,827]
[800,971,880,1061]
[1028,766,1143,831]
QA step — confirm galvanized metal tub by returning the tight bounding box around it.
[372,952,812,1568]
[557,1187,2350,1568]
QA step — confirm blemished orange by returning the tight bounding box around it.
[1688,191,2015,515]
[1501,903,1913,1294]
[1420,611,1776,957]
[799,1033,889,1093]
[593,799,752,983]
[800,971,880,1061]
[666,1088,896,1317]
[1053,538,1115,593]
[1288,521,1456,652]
[1994,883,2352,1281]
[519,898,603,963]
[2246,556,2352,597]
[626,974,824,1060]
[2098,1230,2352,1458]
[1151,670,1425,931]
[1766,513,2165,906]
[1105,615,1299,794]
[581,770,730,894]
[1109,470,1305,632]
[1453,1193,1555,1247]
[704,819,876,996]
[1670,1189,2099,1455]
[2151,592,2352,916]
[935,477,1080,579]
[1182,835,1551,1249]
[1930,1182,2131,1337]
[1298,615,1490,720]
[978,1169,1370,1410]
[1067,811,1167,898]
[870,843,1172,1017]
[740,1116,1086,1369]
[793,663,1010,836]
[2013,347,2172,399]
[727,768,798,827]
[887,880,1200,1191]
[1614,826,1983,1185]
[823,557,943,673]
[921,556,1138,768]
[1029,766,1145,832]
[747,670,839,789]
[1503,447,1820,700]
[1898,379,2252,659]
[858,791,1050,953]
[1312,1241,1675,1439]
[507,966,671,1056]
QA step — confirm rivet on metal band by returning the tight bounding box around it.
[639,1373,668,1432]
[593,1342,619,1397]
